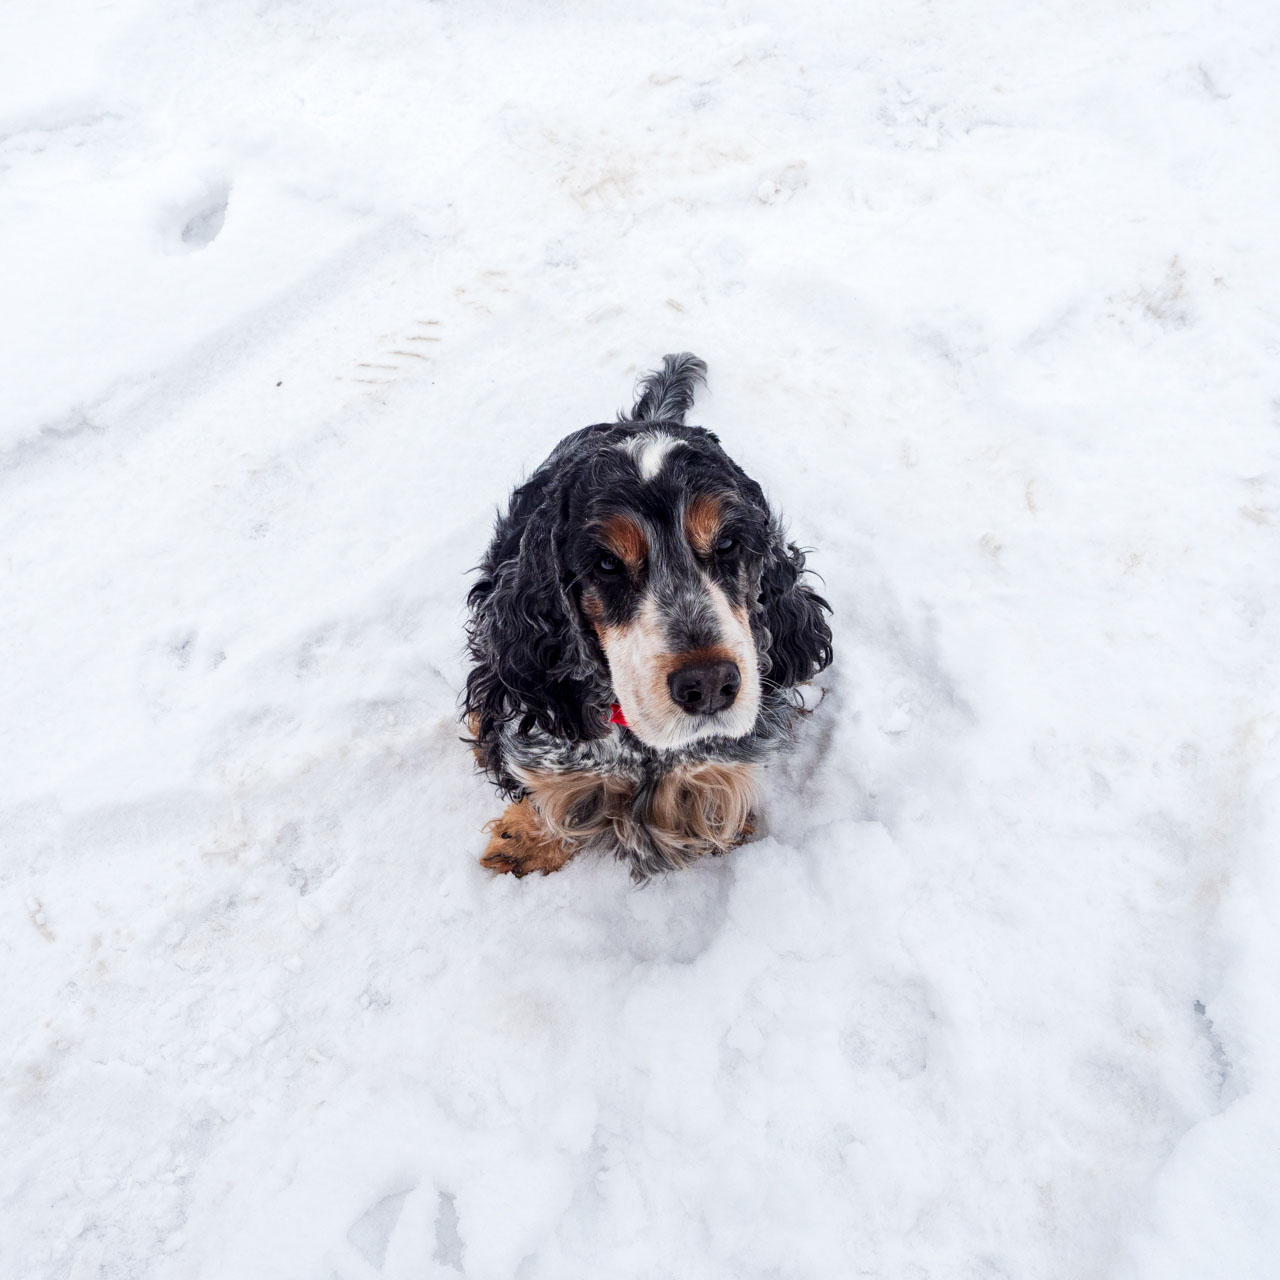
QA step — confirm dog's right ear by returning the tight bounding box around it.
[464,480,606,770]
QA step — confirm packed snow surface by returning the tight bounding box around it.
[3,1,1279,1276]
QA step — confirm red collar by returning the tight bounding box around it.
[609,702,629,728]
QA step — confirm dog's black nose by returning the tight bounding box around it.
[668,660,740,715]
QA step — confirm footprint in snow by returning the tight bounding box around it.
[177,181,230,249]
[344,1187,463,1273]
[347,1189,409,1270]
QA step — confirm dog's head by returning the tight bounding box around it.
[466,419,832,754]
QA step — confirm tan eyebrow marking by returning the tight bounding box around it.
[684,493,726,558]
[597,513,649,571]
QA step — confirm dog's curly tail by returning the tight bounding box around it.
[623,352,708,425]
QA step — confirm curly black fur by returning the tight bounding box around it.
[464,459,611,787]
[756,535,833,689]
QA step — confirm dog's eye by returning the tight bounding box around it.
[714,535,737,555]
[597,552,623,575]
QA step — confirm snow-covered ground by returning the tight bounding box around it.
[3,0,1279,1275]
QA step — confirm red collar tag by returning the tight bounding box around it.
[609,703,629,728]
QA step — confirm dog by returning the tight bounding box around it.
[463,353,832,881]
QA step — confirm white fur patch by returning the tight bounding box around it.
[621,432,679,482]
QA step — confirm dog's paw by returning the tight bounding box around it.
[479,828,536,877]
[480,851,535,877]
[480,803,575,878]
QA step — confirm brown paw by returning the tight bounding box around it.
[479,826,540,878]
[480,801,575,878]
[479,847,534,877]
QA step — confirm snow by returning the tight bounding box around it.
[3,0,1278,1276]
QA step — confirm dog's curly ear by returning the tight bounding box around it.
[464,489,604,769]
[757,529,833,689]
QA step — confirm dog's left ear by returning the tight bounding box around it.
[757,530,833,688]
[464,477,606,759]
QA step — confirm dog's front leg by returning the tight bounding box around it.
[480,797,577,878]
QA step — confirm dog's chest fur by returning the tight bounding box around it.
[511,755,758,881]
[497,708,793,879]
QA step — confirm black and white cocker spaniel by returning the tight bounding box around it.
[464,354,832,881]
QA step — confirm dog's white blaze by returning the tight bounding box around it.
[703,577,761,738]
[600,595,669,744]
[621,432,679,482]
[602,580,761,751]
